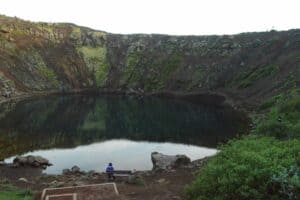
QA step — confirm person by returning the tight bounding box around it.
[106,163,115,181]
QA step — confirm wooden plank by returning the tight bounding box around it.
[45,193,76,200]
[41,183,118,200]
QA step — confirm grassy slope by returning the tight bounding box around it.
[1,15,299,109]
[0,184,33,200]
[0,15,106,95]
[185,88,300,200]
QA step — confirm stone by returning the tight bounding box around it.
[13,156,27,166]
[13,155,52,168]
[191,156,211,168]
[0,27,9,34]
[50,180,57,185]
[127,175,144,185]
[49,180,65,188]
[18,177,28,183]
[2,90,11,98]
[28,155,49,165]
[127,175,138,184]
[49,180,61,188]
[71,165,80,173]
[151,152,191,171]
[62,168,71,175]
[73,181,85,186]
[157,178,166,183]
[57,182,65,187]
[87,170,99,177]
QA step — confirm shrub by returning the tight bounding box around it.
[278,96,300,123]
[255,94,300,139]
[268,165,300,200]
[256,120,289,139]
[184,136,300,200]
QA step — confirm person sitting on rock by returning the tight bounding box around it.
[106,163,115,181]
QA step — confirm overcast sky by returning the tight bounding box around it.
[0,0,299,35]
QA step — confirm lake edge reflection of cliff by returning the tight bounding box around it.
[0,95,249,167]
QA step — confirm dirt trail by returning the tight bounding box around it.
[0,159,208,200]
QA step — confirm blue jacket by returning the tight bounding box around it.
[106,165,114,172]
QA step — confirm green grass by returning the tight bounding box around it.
[185,88,300,200]
[232,64,279,88]
[255,89,300,139]
[145,53,183,91]
[77,46,109,87]
[120,51,142,86]
[120,51,183,90]
[185,136,300,200]
[69,26,81,40]
[0,184,33,200]
[187,66,205,90]
[37,65,59,87]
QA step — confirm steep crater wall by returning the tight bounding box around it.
[0,15,299,107]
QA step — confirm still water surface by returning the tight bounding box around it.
[0,95,248,174]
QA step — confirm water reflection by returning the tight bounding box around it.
[0,95,249,169]
[5,139,217,174]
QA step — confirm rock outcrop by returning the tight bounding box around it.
[151,152,191,171]
[13,155,52,169]
[62,165,81,174]
[0,15,299,108]
[71,165,81,173]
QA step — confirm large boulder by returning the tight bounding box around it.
[71,165,81,173]
[151,152,191,171]
[13,155,52,169]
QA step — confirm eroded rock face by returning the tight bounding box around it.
[151,152,191,171]
[13,155,52,169]
[0,15,299,107]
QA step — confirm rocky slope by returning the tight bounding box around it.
[0,15,299,107]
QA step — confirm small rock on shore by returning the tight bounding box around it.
[151,152,191,171]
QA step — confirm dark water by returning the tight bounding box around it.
[0,95,249,173]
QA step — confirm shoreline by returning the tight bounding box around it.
[0,90,252,199]
[0,155,212,199]
[0,88,253,112]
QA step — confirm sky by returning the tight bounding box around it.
[0,0,299,35]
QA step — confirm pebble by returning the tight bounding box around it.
[18,177,28,183]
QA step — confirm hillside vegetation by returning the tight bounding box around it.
[0,15,299,108]
[0,184,33,200]
[0,15,299,199]
[185,88,300,199]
